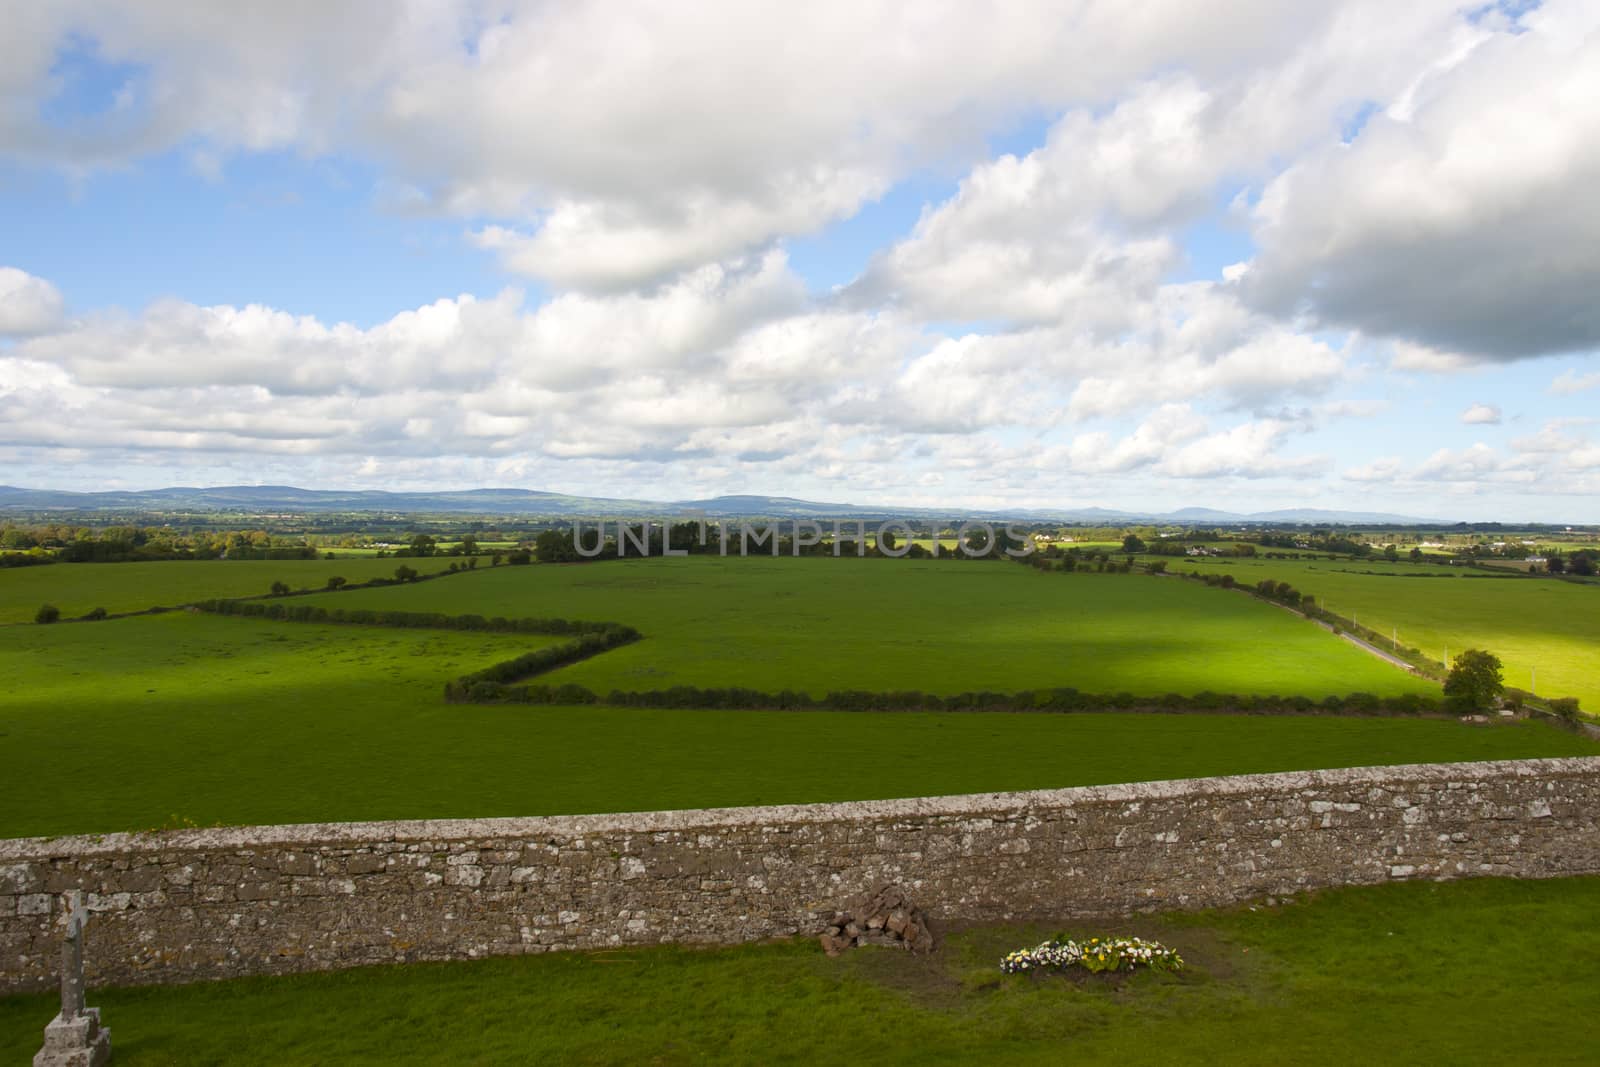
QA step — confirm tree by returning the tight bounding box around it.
[269,580,290,596]
[1122,534,1147,555]
[408,534,437,557]
[1383,544,1399,562]
[325,576,347,591]
[34,603,60,624]
[1443,649,1504,714]
[1409,547,1423,563]
[535,529,579,563]
[394,564,419,582]
[1546,549,1566,574]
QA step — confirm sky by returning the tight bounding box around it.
[1,1,1598,522]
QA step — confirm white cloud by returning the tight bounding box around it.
[1245,1,1600,359]
[1390,341,1479,373]
[0,267,65,336]
[4,1,1464,292]
[1059,404,1210,474]
[1414,443,1506,482]
[1343,457,1402,482]
[1551,370,1600,395]
[4,2,1597,519]
[1157,418,1321,479]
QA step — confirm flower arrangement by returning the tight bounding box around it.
[1000,935,1182,976]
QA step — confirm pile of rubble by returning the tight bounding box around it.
[819,885,935,955]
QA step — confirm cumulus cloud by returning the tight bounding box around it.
[1157,418,1321,479]
[5,1,1464,291]
[4,1,1596,516]
[0,267,65,336]
[1244,0,1600,360]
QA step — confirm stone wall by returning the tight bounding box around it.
[4,757,1599,992]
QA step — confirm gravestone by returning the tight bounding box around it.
[34,891,111,1067]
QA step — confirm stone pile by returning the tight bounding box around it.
[819,885,934,955]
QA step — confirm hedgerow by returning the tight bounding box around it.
[191,598,636,639]
[450,677,1442,716]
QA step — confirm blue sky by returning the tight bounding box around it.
[2,1,1598,521]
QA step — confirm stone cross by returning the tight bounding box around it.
[35,889,111,1067]
[58,891,88,1022]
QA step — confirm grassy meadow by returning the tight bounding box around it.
[2,554,1594,838]
[295,557,1438,699]
[3,876,1597,1064]
[0,558,457,624]
[1163,555,1600,710]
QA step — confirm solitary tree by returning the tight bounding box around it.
[34,603,60,624]
[269,580,290,596]
[1122,534,1147,555]
[1443,649,1504,714]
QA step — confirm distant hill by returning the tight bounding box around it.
[0,484,1446,525]
[0,485,666,517]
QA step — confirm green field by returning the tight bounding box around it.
[0,558,457,624]
[297,557,1437,699]
[4,556,1594,839]
[2,603,1592,838]
[1163,556,1600,711]
[3,876,1597,1064]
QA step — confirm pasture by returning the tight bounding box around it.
[1163,556,1600,711]
[298,556,1438,699]
[2,607,1592,838]
[2,876,1596,1063]
[0,558,456,624]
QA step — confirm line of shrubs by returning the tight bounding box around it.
[192,598,639,639]
[450,680,1444,716]
[443,628,642,701]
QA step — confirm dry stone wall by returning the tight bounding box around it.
[4,757,1599,992]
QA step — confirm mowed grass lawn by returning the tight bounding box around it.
[0,558,457,624]
[3,877,1598,1064]
[1167,556,1600,711]
[2,610,1593,839]
[298,557,1438,699]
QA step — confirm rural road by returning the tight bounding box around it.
[1267,599,1418,672]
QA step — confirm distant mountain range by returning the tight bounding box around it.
[0,484,1448,525]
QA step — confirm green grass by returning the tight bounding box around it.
[3,876,1597,1064]
[1164,556,1600,710]
[1,610,1592,839]
[0,559,459,624]
[295,557,1437,699]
